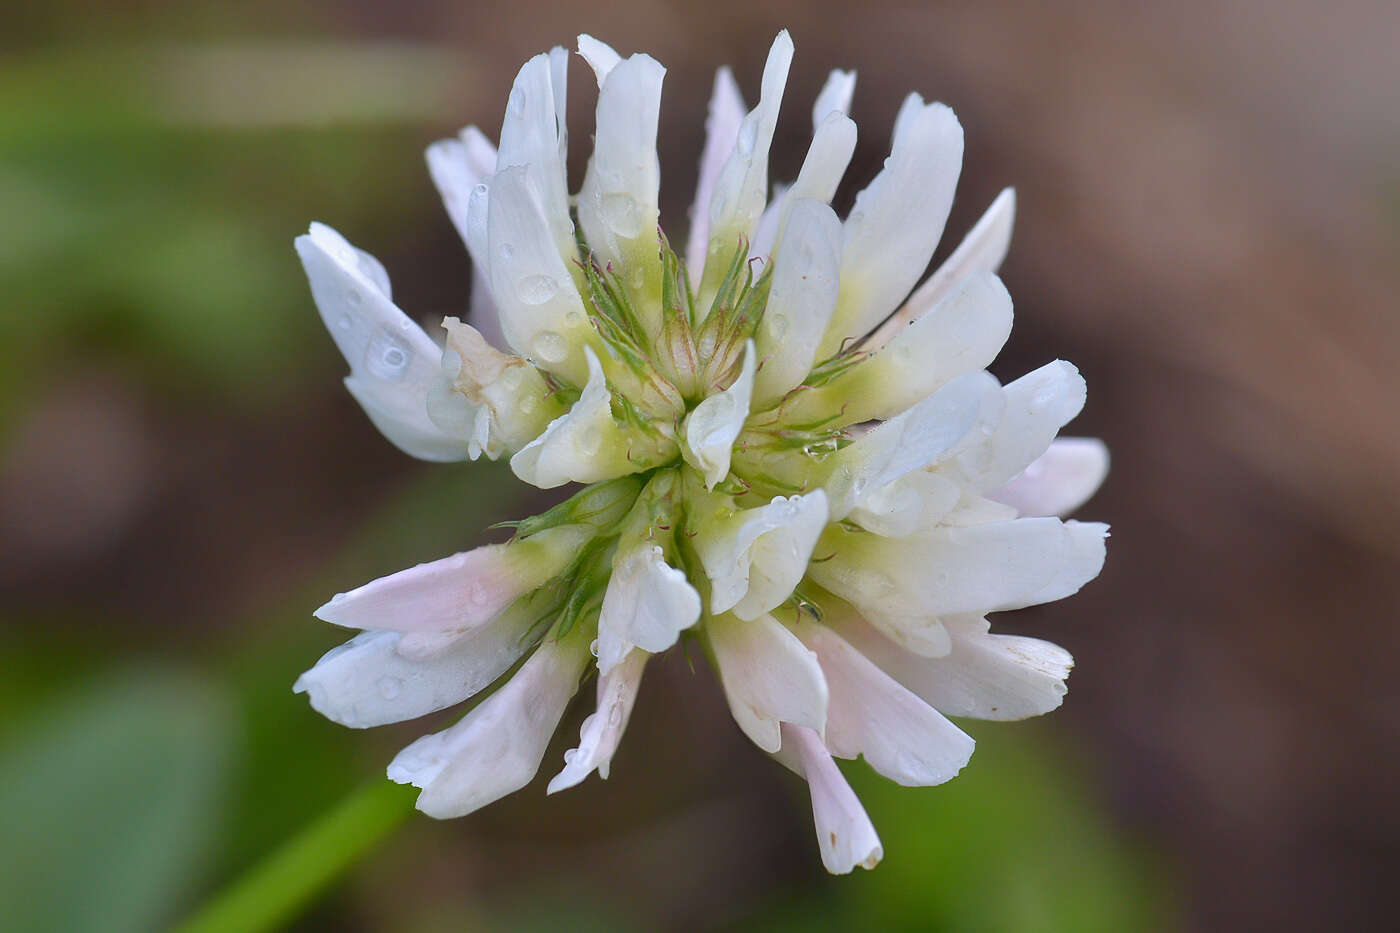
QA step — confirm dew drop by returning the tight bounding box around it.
[629,267,645,290]
[473,183,488,197]
[499,366,525,391]
[737,120,758,156]
[466,580,491,608]
[345,288,363,309]
[589,638,600,658]
[498,242,515,262]
[365,332,411,381]
[607,704,623,728]
[336,314,353,331]
[767,313,789,339]
[564,310,583,327]
[508,86,526,115]
[599,192,643,238]
[532,331,569,363]
[377,676,403,700]
[519,395,538,414]
[517,274,559,305]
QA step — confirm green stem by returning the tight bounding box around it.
[173,779,416,933]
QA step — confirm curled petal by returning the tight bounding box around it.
[388,635,589,818]
[752,200,844,406]
[295,223,467,461]
[781,723,883,874]
[578,50,666,317]
[548,648,648,793]
[838,612,1073,721]
[294,596,544,728]
[510,347,654,489]
[597,545,701,674]
[682,340,756,489]
[863,188,1015,352]
[496,53,575,266]
[795,622,974,786]
[951,360,1088,491]
[986,436,1109,517]
[821,100,963,355]
[686,66,746,274]
[697,30,793,308]
[314,524,592,633]
[821,370,1003,520]
[695,491,829,621]
[808,518,1109,638]
[708,612,828,753]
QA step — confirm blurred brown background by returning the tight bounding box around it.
[3,0,1397,930]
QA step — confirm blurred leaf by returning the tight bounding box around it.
[0,665,238,933]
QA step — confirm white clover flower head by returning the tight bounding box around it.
[293,30,1110,875]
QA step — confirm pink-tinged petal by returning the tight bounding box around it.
[795,622,974,786]
[781,723,883,874]
[314,525,592,633]
[548,648,648,793]
[388,634,590,818]
[294,594,544,728]
[986,437,1109,517]
[686,66,746,274]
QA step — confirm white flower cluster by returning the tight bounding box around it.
[294,30,1109,874]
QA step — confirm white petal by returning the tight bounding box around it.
[863,188,1015,351]
[754,114,857,261]
[682,340,756,489]
[509,346,640,489]
[296,223,467,461]
[576,34,622,85]
[782,723,883,874]
[753,199,843,406]
[986,437,1109,517]
[485,165,595,382]
[547,648,647,793]
[950,360,1088,490]
[577,52,665,306]
[797,622,974,786]
[314,524,592,633]
[686,67,746,275]
[697,31,793,309]
[821,370,1004,520]
[695,491,829,620]
[294,599,539,729]
[433,317,562,456]
[388,635,589,818]
[596,545,701,674]
[708,612,828,753]
[821,101,963,355]
[839,612,1073,721]
[809,518,1108,627]
[425,126,497,261]
[812,69,856,125]
[496,53,575,266]
[847,470,962,538]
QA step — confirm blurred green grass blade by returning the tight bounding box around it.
[171,779,416,933]
[0,666,237,933]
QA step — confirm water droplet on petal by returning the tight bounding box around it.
[466,580,491,608]
[377,676,403,700]
[599,193,643,238]
[767,313,789,339]
[345,288,363,309]
[365,332,411,381]
[588,638,600,658]
[532,332,569,364]
[564,310,583,327]
[508,87,526,115]
[607,704,623,728]
[517,274,558,305]
[498,242,515,261]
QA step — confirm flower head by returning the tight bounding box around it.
[294,30,1109,874]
